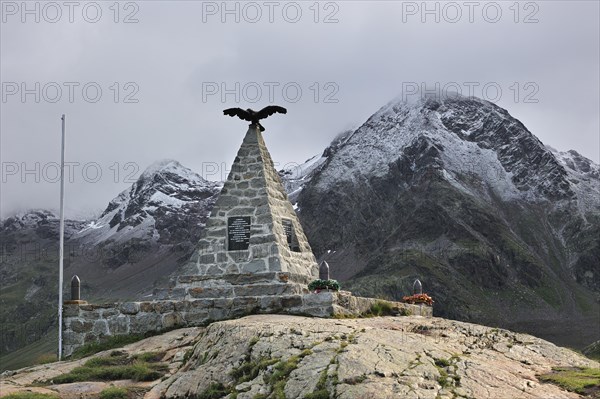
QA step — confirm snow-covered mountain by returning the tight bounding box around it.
[284,94,599,212]
[290,93,599,348]
[74,159,221,246]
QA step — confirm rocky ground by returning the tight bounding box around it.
[1,315,598,398]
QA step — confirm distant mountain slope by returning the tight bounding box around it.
[0,210,86,354]
[65,159,221,298]
[291,94,599,348]
[0,161,220,358]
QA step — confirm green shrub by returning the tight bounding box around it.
[308,279,340,291]
[304,390,330,399]
[196,382,230,399]
[368,301,394,316]
[99,387,129,399]
[70,335,146,359]
[48,352,166,384]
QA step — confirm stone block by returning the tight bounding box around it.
[260,296,283,311]
[208,307,230,321]
[268,256,282,271]
[100,308,120,318]
[183,310,210,325]
[187,299,214,310]
[228,207,256,216]
[234,283,297,297]
[188,287,233,299]
[232,296,259,309]
[139,302,154,312]
[177,275,195,284]
[213,298,234,309]
[69,319,93,333]
[63,304,81,318]
[242,259,267,273]
[108,315,129,335]
[225,263,240,273]
[81,310,102,321]
[250,244,270,259]
[92,320,109,335]
[153,288,171,300]
[281,296,303,308]
[255,214,272,225]
[130,313,162,334]
[198,254,215,264]
[154,301,175,313]
[303,292,336,306]
[162,312,184,329]
[206,265,224,275]
[120,302,140,315]
[217,195,239,207]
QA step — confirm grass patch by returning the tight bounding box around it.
[437,368,451,388]
[47,351,167,384]
[230,356,279,383]
[304,366,330,399]
[99,387,129,399]
[69,335,146,359]
[366,301,394,317]
[33,354,57,365]
[182,348,194,364]
[3,393,59,399]
[538,367,600,396]
[267,349,313,399]
[196,382,231,399]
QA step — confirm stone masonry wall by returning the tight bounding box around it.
[62,292,432,357]
[179,126,319,283]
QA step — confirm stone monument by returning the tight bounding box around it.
[169,108,319,301]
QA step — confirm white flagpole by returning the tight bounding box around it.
[58,114,66,361]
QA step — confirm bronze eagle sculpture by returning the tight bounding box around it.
[223,105,287,131]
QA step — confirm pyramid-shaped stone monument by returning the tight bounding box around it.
[171,124,319,300]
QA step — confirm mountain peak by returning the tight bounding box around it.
[74,160,221,246]
[140,159,193,180]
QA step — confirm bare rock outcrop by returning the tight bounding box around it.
[160,315,597,398]
[1,315,597,399]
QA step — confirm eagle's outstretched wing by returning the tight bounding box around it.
[256,105,287,120]
[223,108,253,122]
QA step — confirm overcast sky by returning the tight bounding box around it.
[1,0,599,219]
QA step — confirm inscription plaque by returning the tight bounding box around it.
[228,216,251,250]
[282,219,293,245]
[282,218,300,252]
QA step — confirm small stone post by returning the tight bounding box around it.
[413,279,423,316]
[413,279,422,295]
[71,275,80,301]
[319,261,330,280]
[64,275,85,305]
